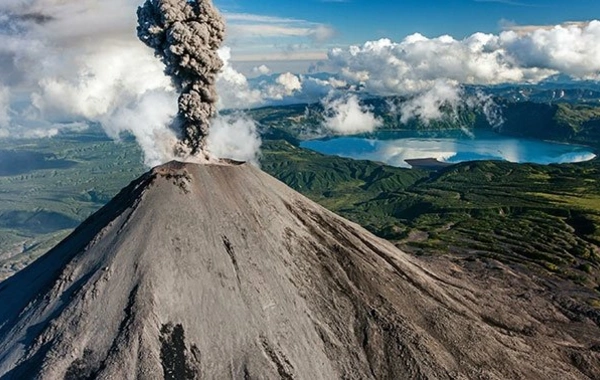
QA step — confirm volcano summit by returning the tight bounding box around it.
[0,162,598,379]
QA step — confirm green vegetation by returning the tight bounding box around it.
[261,140,600,292]
[0,127,144,277]
[499,102,600,146]
[260,140,428,235]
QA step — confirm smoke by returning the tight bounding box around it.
[322,94,382,135]
[207,114,262,165]
[137,0,226,159]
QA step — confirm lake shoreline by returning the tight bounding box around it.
[300,129,597,168]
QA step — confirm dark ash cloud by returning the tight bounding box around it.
[137,0,226,159]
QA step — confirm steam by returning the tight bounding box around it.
[137,0,225,159]
[207,114,262,165]
[0,0,176,164]
[101,91,179,167]
[322,94,382,135]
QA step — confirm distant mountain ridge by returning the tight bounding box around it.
[248,96,600,148]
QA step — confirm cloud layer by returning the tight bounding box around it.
[329,21,600,95]
[215,20,600,127]
[0,1,599,166]
[323,21,600,122]
[223,12,334,62]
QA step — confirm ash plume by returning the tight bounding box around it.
[137,0,225,159]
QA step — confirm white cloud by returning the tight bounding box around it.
[216,49,310,109]
[329,35,536,96]
[327,21,600,123]
[309,25,336,43]
[329,21,600,96]
[277,73,302,92]
[399,81,462,124]
[252,64,271,76]
[228,24,314,38]
[217,47,264,109]
[225,13,305,24]
[322,94,382,135]
[266,72,302,99]
[501,21,600,79]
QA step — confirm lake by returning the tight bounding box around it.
[300,130,597,168]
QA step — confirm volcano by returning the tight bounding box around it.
[0,161,598,379]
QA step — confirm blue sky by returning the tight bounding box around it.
[215,0,600,70]
[218,0,600,40]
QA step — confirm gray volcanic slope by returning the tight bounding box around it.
[0,161,598,379]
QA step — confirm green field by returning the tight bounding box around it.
[0,128,145,276]
[261,140,600,292]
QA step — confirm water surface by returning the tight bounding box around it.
[300,130,596,168]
